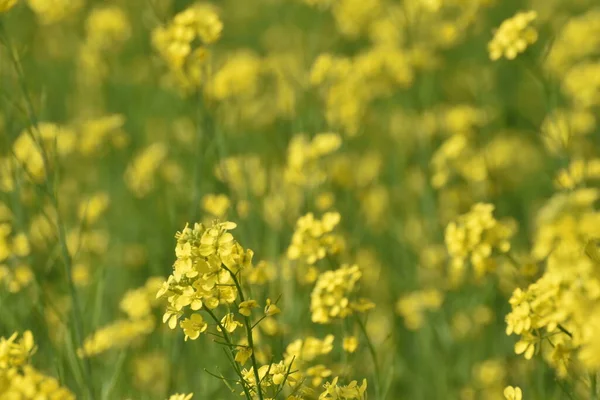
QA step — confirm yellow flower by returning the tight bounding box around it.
[488,11,538,60]
[503,386,522,400]
[218,313,243,333]
[168,394,193,400]
[180,314,208,341]
[264,298,281,316]
[319,377,368,400]
[342,336,358,353]
[234,346,253,365]
[238,300,259,316]
[0,0,17,13]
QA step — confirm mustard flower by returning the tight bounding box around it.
[264,298,281,316]
[157,220,254,338]
[238,299,259,316]
[445,203,515,282]
[488,11,538,60]
[218,313,243,333]
[311,264,371,323]
[342,336,358,353]
[503,386,522,400]
[319,377,367,400]
[168,394,193,400]
[307,364,333,387]
[287,211,344,266]
[0,0,17,13]
[180,314,208,341]
[284,335,335,364]
[234,346,252,365]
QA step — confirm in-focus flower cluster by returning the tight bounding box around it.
[157,220,253,339]
[0,331,74,399]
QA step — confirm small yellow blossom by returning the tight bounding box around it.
[264,298,281,316]
[218,313,243,333]
[503,386,522,400]
[239,299,259,316]
[168,394,193,400]
[180,314,208,341]
[0,0,17,13]
[342,336,358,353]
[235,346,253,365]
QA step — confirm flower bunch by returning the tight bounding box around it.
[157,220,253,338]
[152,3,222,91]
[488,10,538,60]
[445,203,516,283]
[311,264,373,323]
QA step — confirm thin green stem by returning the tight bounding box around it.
[356,315,381,399]
[204,308,253,400]
[221,264,265,400]
[0,22,95,400]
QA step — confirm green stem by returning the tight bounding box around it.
[222,265,265,400]
[356,315,381,399]
[0,22,95,400]
[204,308,253,400]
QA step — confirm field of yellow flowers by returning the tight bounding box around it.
[1,0,600,399]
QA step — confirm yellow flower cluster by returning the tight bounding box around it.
[319,377,367,400]
[310,46,413,136]
[6,0,600,397]
[0,0,16,13]
[451,305,494,340]
[445,203,516,283]
[201,193,231,219]
[78,318,155,358]
[215,155,267,200]
[76,114,127,156]
[152,3,222,92]
[124,142,168,198]
[78,6,131,86]
[562,62,600,109]
[310,264,373,323]
[505,189,600,375]
[12,123,76,183]
[79,277,163,357]
[26,0,83,24]
[396,289,444,331]
[546,9,600,76]
[157,220,252,338]
[540,108,597,155]
[285,133,342,188]
[555,158,600,189]
[287,212,344,267]
[284,335,335,364]
[241,360,301,397]
[0,331,74,399]
[504,386,522,400]
[310,48,413,135]
[0,206,33,293]
[488,11,538,60]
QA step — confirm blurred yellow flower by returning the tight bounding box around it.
[0,0,17,12]
[503,386,522,400]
